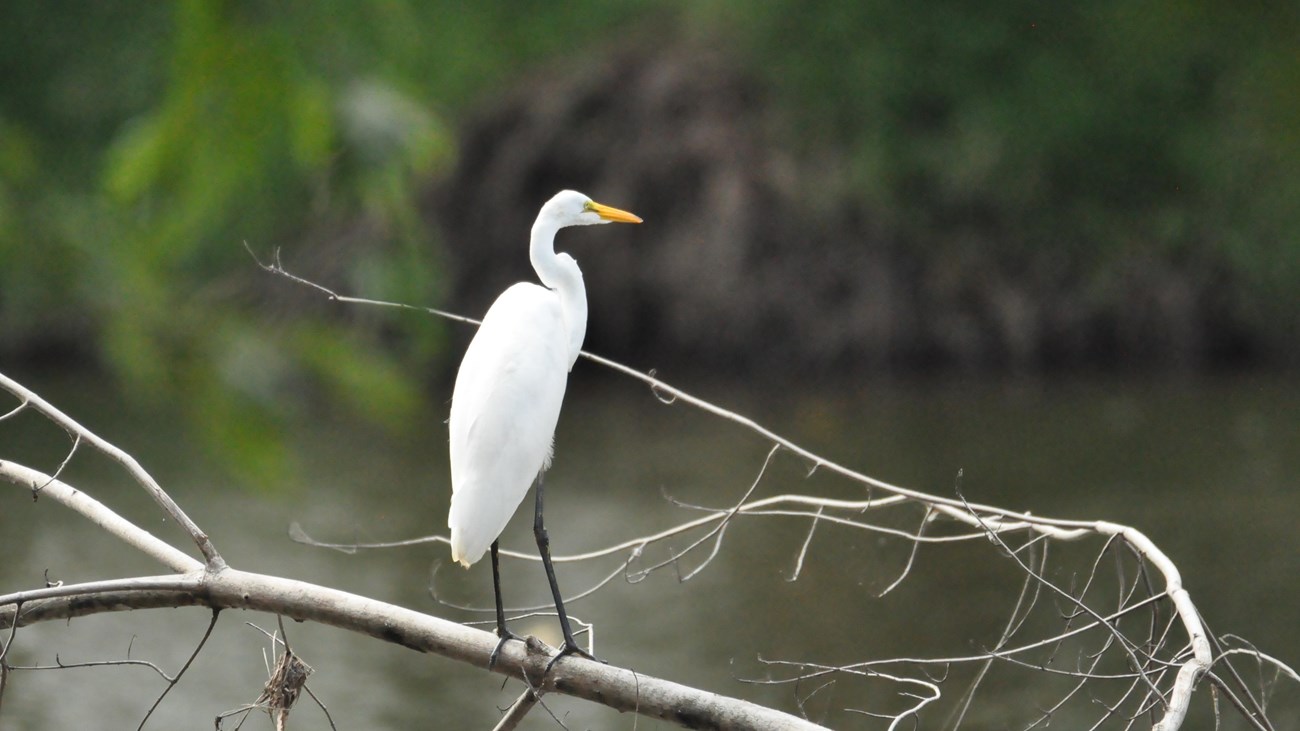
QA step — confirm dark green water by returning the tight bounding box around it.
[2,370,1297,729]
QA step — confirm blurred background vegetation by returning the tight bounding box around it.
[1,0,1297,478]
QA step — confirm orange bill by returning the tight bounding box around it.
[588,201,643,224]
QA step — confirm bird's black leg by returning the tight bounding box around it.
[487,539,521,670]
[533,472,597,669]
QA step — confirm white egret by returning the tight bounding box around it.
[448,189,642,666]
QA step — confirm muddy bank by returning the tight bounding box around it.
[427,49,1256,375]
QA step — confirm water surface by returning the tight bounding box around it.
[1,370,1296,729]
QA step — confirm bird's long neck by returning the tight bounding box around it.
[531,217,587,370]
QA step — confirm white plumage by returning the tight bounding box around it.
[448,283,569,566]
[446,190,641,573]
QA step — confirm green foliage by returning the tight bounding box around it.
[0,1,453,484]
[696,0,1300,321]
[0,0,1298,484]
[0,0,658,484]
[291,324,423,429]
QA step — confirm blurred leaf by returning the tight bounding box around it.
[3,0,1299,476]
[187,366,295,488]
[103,115,169,204]
[293,325,424,430]
[290,78,335,170]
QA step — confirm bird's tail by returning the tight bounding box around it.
[451,546,471,569]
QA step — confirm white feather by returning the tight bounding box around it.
[444,190,640,569]
[448,283,569,566]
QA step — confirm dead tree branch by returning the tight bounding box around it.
[0,451,826,730]
[246,259,1300,730]
[0,372,223,570]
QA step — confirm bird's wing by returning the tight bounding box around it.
[447,283,570,566]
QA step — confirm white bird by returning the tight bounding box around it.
[448,189,641,665]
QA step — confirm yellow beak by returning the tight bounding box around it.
[589,201,643,224]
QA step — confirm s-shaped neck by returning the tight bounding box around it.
[530,218,587,370]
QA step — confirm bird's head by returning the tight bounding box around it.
[542,190,643,228]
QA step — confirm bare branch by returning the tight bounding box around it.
[0,373,223,569]
[1,367,827,729]
[492,689,542,731]
[958,491,1168,702]
[294,492,915,562]
[876,505,931,597]
[7,656,174,680]
[7,257,1288,731]
[137,609,220,730]
[254,257,1129,537]
[432,549,640,615]
[784,505,821,582]
[23,426,82,499]
[0,460,202,573]
[0,397,27,422]
[4,565,828,731]
[289,521,443,553]
[0,575,204,613]
[1205,672,1275,731]
[247,243,477,326]
[628,443,781,583]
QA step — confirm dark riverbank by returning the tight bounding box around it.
[430,49,1283,376]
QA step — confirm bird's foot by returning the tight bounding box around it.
[543,639,601,675]
[487,629,523,671]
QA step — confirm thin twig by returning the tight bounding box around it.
[492,688,542,731]
[786,505,822,582]
[0,399,28,421]
[0,374,223,569]
[10,656,173,680]
[136,608,220,730]
[876,505,931,597]
[627,444,781,583]
[33,430,80,497]
[431,548,640,614]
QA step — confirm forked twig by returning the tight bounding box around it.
[137,609,220,730]
[0,374,223,569]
